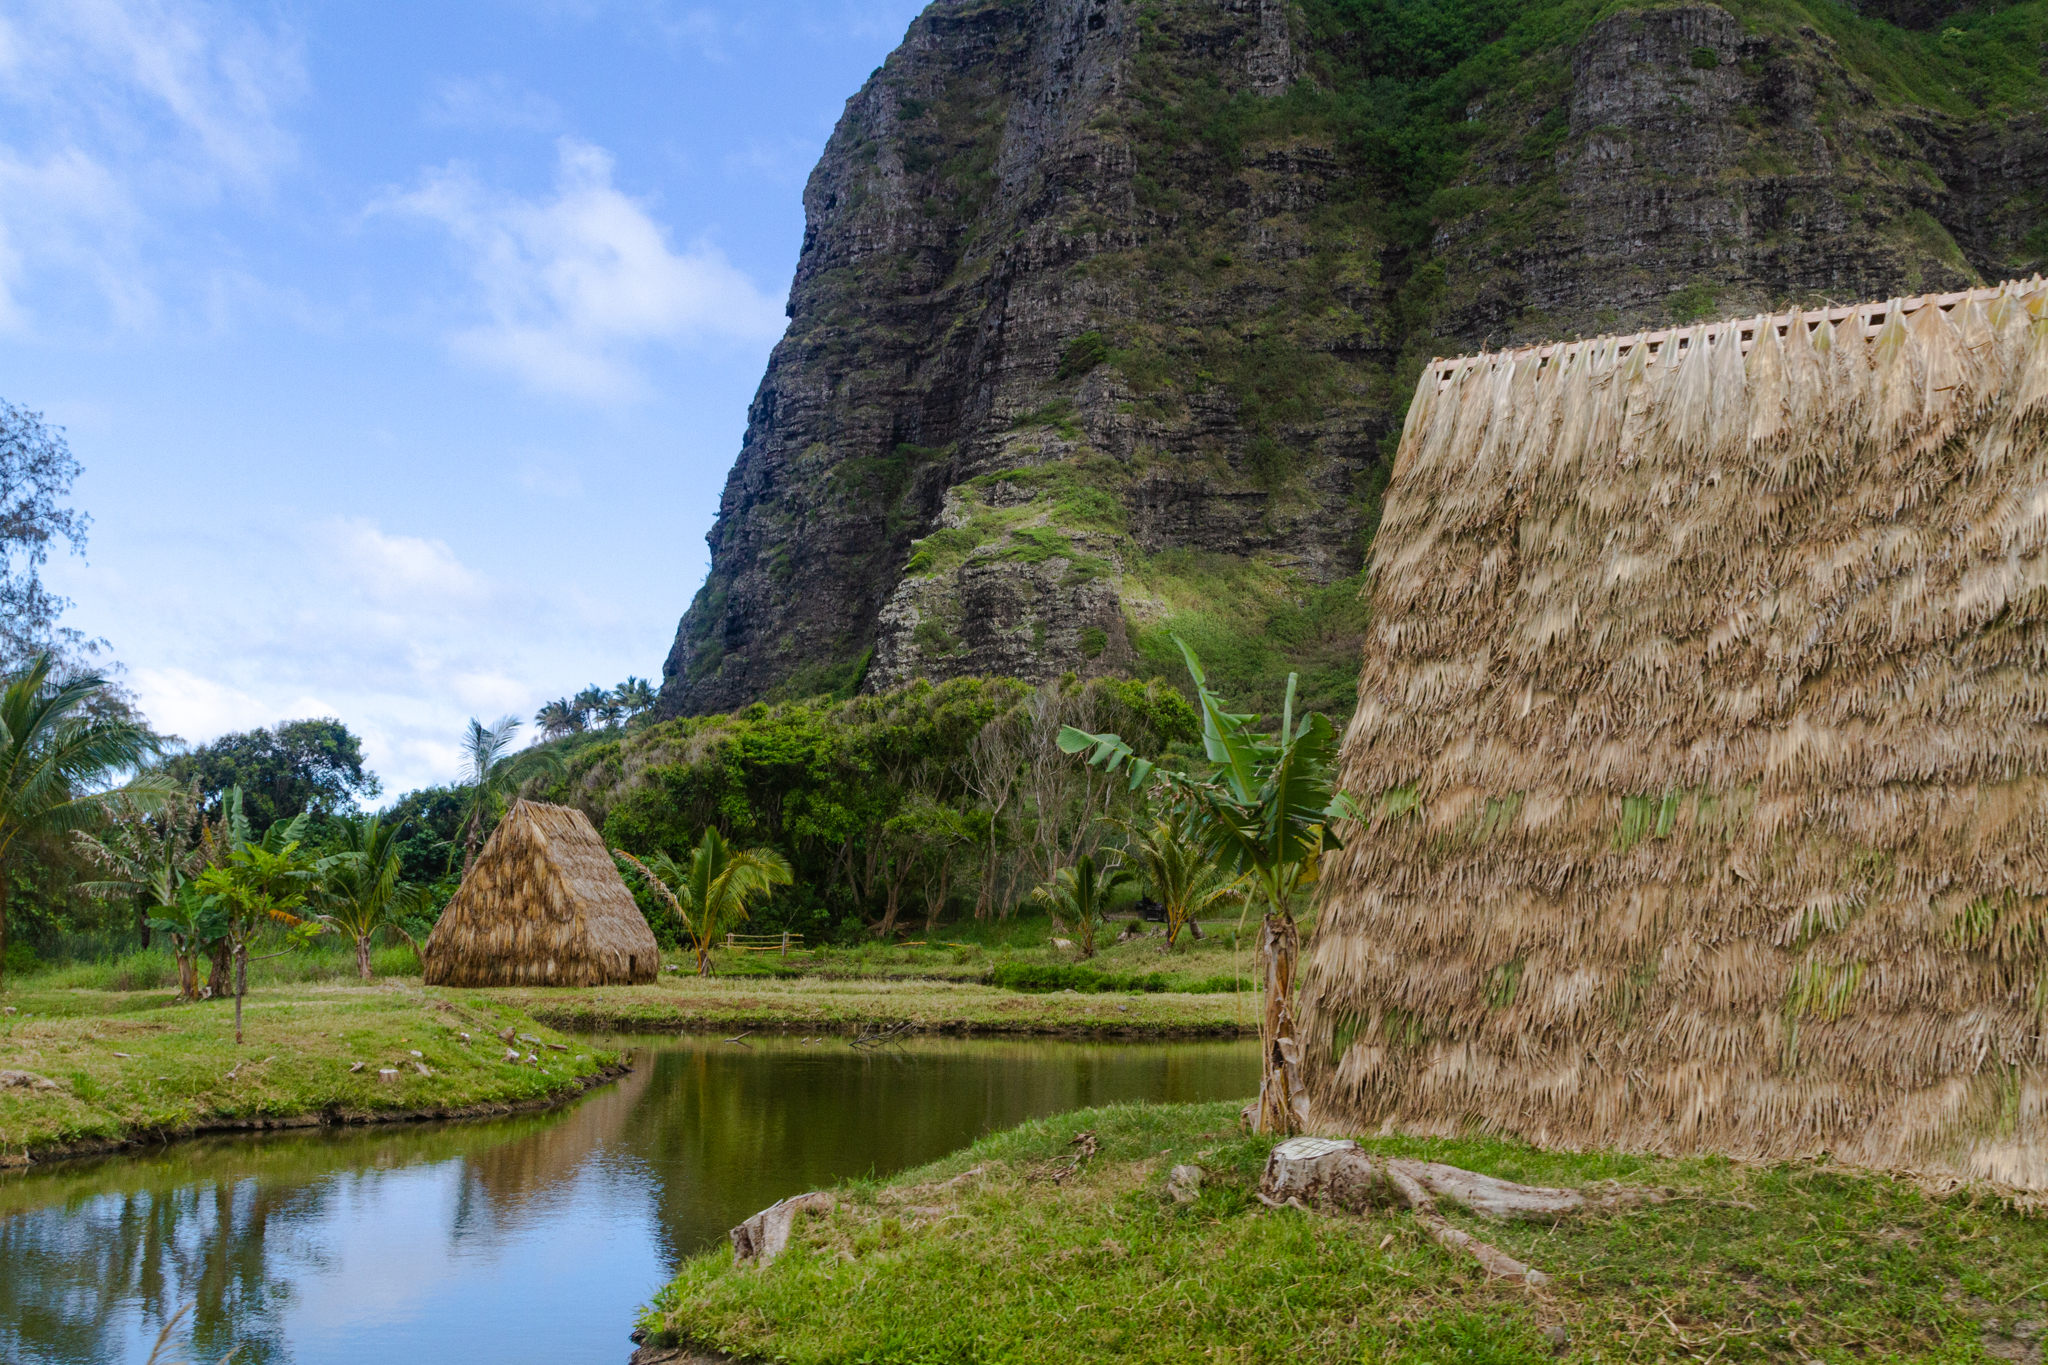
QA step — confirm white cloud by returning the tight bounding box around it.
[379,138,786,399]
[424,75,561,132]
[59,512,650,795]
[0,0,301,332]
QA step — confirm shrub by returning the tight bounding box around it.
[988,960,1250,994]
[1057,331,1111,380]
[1690,46,1720,69]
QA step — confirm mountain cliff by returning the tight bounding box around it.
[658,0,2048,721]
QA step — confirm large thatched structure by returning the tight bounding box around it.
[423,800,659,987]
[1305,277,2048,1187]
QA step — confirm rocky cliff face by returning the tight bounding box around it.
[659,0,2048,720]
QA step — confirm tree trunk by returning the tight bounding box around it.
[136,902,152,949]
[233,941,248,1045]
[206,942,231,997]
[356,934,373,980]
[0,853,9,992]
[1255,910,1306,1135]
[176,946,197,1001]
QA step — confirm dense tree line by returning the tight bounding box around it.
[549,674,1201,945]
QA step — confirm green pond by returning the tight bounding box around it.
[0,1033,1258,1364]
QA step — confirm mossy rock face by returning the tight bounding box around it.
[658,0,2048,724]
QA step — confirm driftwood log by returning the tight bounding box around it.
[729,1192,836,1267]
[1259,1137,1661,1286]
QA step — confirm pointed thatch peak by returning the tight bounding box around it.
[1306,276,2048,1189]
[423,800,658,988]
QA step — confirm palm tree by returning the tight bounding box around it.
[451,716,562,876]
[1132,807,1246,948]
[615,828,792,974]
[615,676,657,720]
[1031,852,1136,960]
[312,812,423,979]
[535,699,584,740]
[571,685,609,729]
[0,654,171,991]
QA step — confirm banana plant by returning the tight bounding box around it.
[1059,638,1357,1134]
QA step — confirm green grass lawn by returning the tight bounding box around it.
[0,976,618,1162]
[642,1101,2048,1365]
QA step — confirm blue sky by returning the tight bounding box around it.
[0,0,928,796]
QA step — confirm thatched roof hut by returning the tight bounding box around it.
[423,800,659,987]
[1305,277,2048,1187]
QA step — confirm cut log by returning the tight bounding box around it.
[730,1192,836,1267]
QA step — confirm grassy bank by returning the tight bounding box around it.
[491,973,1257,1036]
[0,978,620,1164]
[640,1101,2048,1365]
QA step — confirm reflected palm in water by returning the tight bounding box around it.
[1,1035,1256,1365]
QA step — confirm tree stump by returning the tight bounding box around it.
[729,1192,836,1267]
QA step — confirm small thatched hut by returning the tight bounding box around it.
[423,800,659,987]
[1305,277,2048,1187]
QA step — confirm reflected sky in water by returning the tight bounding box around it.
[1,1034,1257,1365]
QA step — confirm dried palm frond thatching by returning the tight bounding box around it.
[423,800,659,987]
[1305,277,2048,1189]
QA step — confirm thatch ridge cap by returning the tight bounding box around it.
[1423,275,2048,390]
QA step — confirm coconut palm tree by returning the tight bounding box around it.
[614,676,657,721]
[571,685,609,729]
[0,654,171,990]
[1031,852,1136,960]
[1131,807,1246,947]
[535,698,584,740]
[614,828,792,975]
[451,716,562,876]
[312,812,423,979]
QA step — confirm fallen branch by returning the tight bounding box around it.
[1259,1137,1662,1287]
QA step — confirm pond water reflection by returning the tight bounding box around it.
[1,1034,1257,1365]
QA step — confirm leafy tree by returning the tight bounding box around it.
[194,793,317,1043]
[0,402,92,667]
[0,654,172,990]
[615,828,793,974]
[381,783,466,885]
[162,718,380,833]
[1061,640,1356,1134]
[311,812,423,979]
[1031,852,1137,959]
[1131,806,1246,947]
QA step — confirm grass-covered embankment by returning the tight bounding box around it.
[0,974,621,1164]
[485,916,1263,1036]
[493,972,1257,1037]
[640,1101,2048,1364]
